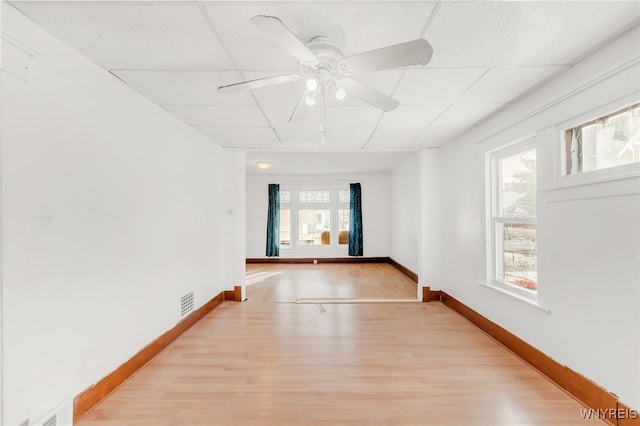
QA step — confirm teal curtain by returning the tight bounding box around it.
[266,184,280,257]
[349,183,363,256]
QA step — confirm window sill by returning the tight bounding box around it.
[477,280,550,313]
[543,164,640,193]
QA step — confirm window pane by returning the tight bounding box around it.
[564,103,640,175]
[500,223,537,291]
[338,190,350,203]
[338,209,349,245]
[298,210,330,245]
[299,190,330,203]
[500,149,536,217]
[280,190,291,204]
[280,209,290,246]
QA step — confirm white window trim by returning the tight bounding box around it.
[484,136,545,308]
[279,183,350,252]
[548,94,640,191]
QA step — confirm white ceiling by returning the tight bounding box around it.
[9,0,640,175]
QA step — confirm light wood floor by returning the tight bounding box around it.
[246,263,418,302]
[77,264,604,425]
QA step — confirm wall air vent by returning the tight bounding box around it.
[180,291,194,318]
[42,415,56,426]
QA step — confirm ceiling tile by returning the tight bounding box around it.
[366,127,425,149]
[426,2,640,67]
[275,127,324,144]
[194,126,279,147]
[416,126,468,148]
[378,105,448,127]
[394,68,487,104]
[16,3,233,69]
[457,66,568,104]
[430,104,505,127]
[263,106,381,128]
[162,105,269,127]
[325,128,375,147]
[262,106,321,128]
[204,3,435,69]
[214,140,283,149]
[245,151,417,176]
[112,71,255,106]
[276,127,371,148]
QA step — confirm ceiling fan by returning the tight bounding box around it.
[218,15,433,139]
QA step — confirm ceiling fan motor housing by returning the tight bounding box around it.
[301,36,344,77]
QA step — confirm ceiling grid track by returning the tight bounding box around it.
[10,0,638,163]
[362,3,441,149]
[195,1,283,145]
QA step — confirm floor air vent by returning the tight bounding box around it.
[180,291,194,318]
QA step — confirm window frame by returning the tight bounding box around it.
[485,137,541,304]
[551,97,640,190]
[278,183,350,251]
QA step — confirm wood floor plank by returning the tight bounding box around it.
[77,296,606,425]
[76,265,609,425]
[245,262,418,302]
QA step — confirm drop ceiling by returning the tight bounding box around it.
[7,0,640,174]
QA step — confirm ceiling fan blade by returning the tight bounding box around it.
[289,90,311,122]
[218,73,301,94]
[338,39,433,75]
[250,15,317,65]
[337,78,399,112]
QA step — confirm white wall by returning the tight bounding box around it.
[1,5,226,425]
[222,148,246,297]
[418,149,443,293]
[246,173,390,258]
[427,26,640,409]
[389,153,419,273]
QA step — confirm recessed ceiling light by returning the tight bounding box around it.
[256,161,271,170]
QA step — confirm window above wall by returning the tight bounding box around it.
[555,102,640,188]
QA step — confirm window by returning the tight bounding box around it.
[278,185,349,250]
[487,139,538,299]
[338,208,349,245]
[562,103,640,175]
[299,190,330,203]
[298,209,330,245]
[279,191,291,246]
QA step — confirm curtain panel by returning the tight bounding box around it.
[349,182,363,256]
[266,183,280,257]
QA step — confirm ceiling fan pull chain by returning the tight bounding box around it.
[321,85,326,144]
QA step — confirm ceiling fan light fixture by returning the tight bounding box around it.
[305,94,316,106]
[256,161,271,170]
[335,87,346,100]
[305,78,319,91]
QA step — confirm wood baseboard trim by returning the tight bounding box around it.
[440,291,633,426]
[73,291,229,422]
[388,258,418,283]
[246,257,391,264]
[421,287,443,302]
[422,286,430,302]
[223,290,235,301]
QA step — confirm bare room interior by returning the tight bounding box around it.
[1,1,639,425]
